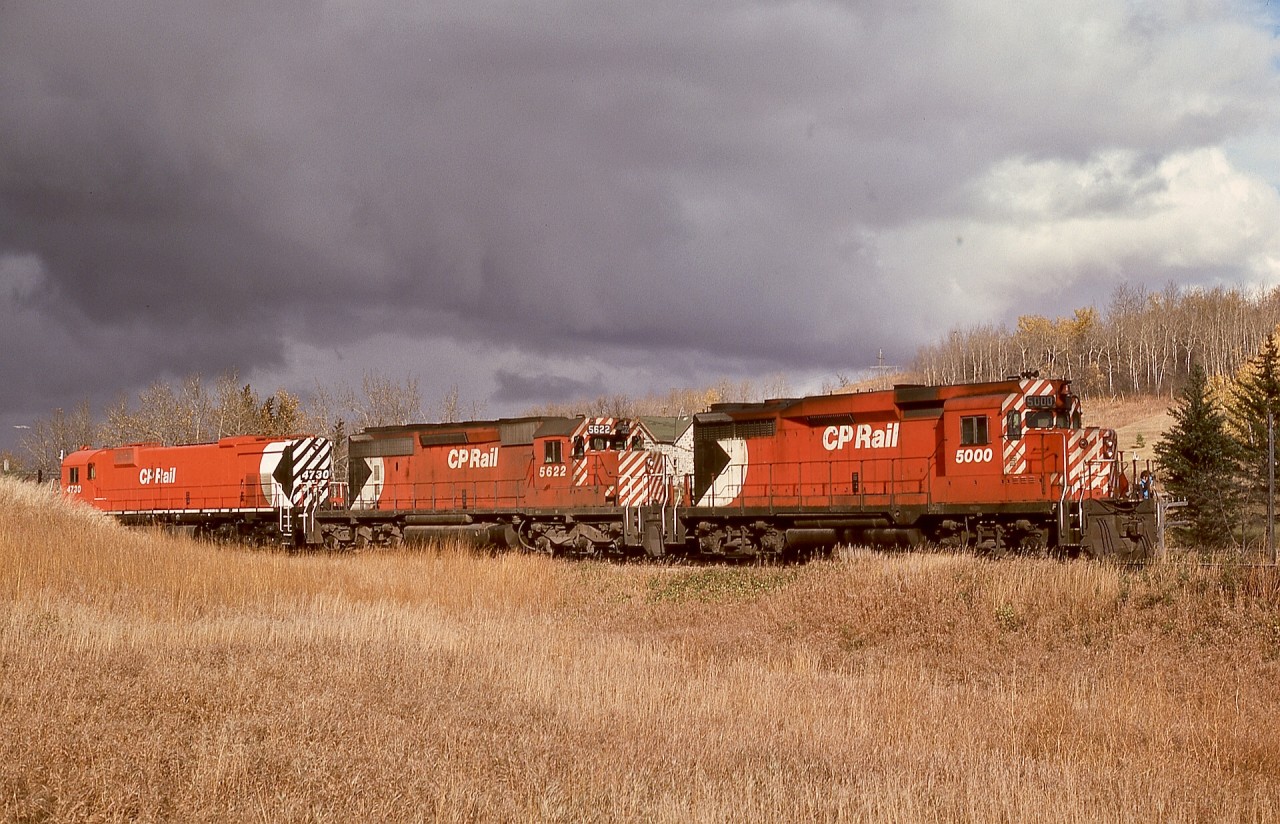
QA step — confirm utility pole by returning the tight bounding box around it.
[870,349,899,390]
[1270,411,1276,565]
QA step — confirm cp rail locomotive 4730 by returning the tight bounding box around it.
[62,376,1159,561]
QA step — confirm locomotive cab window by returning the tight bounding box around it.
[572,436,585,459]
[544,440,563,464]
[1025,410,1055,429]
[960,415,989,445]
[1006,411,1022,440]
[87,463,96,480]
[68,467,80,484]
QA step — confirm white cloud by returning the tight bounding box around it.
[876,147,1280,325]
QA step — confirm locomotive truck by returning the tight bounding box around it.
[61,376,1158,561]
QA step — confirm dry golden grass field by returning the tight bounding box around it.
[3,475,1280,822]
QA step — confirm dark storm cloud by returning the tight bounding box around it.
[2,0,1280,443]
[492,369,606,405]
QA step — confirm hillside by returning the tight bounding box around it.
[3,476,1280,820]
[1086,394,1175,465]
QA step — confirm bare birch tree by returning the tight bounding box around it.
[20,401,96,476]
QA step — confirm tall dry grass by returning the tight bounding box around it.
[3,476,1279,821]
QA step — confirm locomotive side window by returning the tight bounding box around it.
[960,415,989,446]
[544,440,563,464]
[572,436,585,459]
[68,467,80,484]
[1006,411,1022,440]
[87,463,96,480]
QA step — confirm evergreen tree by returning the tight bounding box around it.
[1155,363,1241,549]
[1226,333,1280,514]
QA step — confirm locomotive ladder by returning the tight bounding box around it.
[1063,495,1086,547]
[279,504,294,542]
[278,484,324,546]
[623,504,679,558]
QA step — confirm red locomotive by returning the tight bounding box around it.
[341,416,669,552]
[682,376,1151,559]
[61,436,333,545]
[60,377,1158,560]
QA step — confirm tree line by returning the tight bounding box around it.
[6,371,477,479]
[913,283,1280,397]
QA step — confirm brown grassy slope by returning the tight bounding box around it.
[1085,395,1174,464]
[3,478,1280,821]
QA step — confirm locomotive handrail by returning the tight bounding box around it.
[1058,432,1071,544]
[326,481,349,510]
[687,454,933,511]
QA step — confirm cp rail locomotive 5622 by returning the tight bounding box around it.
[62,376,1158,561]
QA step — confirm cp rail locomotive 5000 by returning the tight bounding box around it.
[62,376,1159,561]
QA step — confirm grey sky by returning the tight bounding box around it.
[3,0,1280,448]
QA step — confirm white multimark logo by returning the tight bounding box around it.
[139,466,177,484]
[821,423,899,451]
[447,447,499,469]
